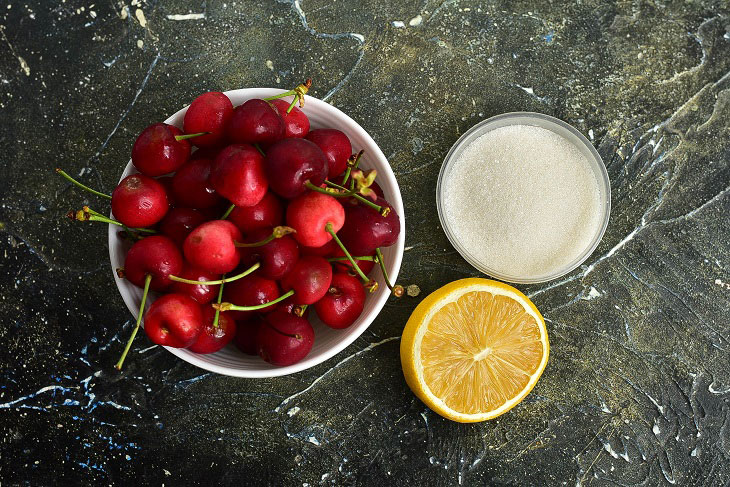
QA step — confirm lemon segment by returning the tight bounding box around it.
[400,278,549,423]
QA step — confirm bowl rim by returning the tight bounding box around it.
[436,111,611,284]
[108,87,405,377]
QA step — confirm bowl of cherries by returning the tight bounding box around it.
[62,80,404,377]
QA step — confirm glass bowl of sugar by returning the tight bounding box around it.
[437,112,611,284]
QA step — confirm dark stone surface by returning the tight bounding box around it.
[1,0,730,485]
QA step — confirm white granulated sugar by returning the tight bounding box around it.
[443,124,601,278]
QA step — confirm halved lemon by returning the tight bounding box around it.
[400,278,549,422]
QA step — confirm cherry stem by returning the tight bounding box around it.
[168,262,260,286]
[305,181,356,198]
[115,274,152,370]
[56,168,112,200]
[263,79,312,113]
[220,204,235,220]
[213,289,295,312]
[294,304,308,317]
[69,207,156,234]
[326,255,375,262]
[325,222,377,291]
[375,248,403,297]
[341,150,364,187]
[174,132,210,141]
[322,180,389,216]
[254,143,266,156]
[212,275,225,329]
[234,226,296,248]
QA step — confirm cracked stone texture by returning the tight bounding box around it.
[1,0,730,485]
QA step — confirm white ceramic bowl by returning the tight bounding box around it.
[108,88,405,377]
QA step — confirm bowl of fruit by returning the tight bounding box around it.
[82,81,405,377]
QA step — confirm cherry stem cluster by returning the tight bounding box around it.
[213,289,295,312]
[56,168,111,200]
[234,226,295,248]
[324,222,377,292]
[212,275,225,329]
[341,150,364,188]
[220,204,236,220]
[323,180,390,216]
[168,262,261,286]
[116,274,152,370]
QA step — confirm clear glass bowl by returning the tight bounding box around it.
[436,112,611,284]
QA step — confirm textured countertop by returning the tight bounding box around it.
[2,1,730,485]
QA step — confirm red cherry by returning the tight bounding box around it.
[143,293,202,348]
[170,262,220,304]
[226,99,284,146]
[111,174,169,227]
[191,146,223,160]
[286,192,345,247]
[124,235,183,291]
[156,176,177,207]
[183,220,242,274]
[187,306,236,354]
[273,296,310,318]
[158,207,208,247]
[183,92,233,148]
[306,129,352,179]
[239,228,300,280]
[171,158,223,209]
[331,248,376,276]
[280,255,333,305]
[314,273,366,329]
[270,99,310,138]
[227,191,283,235]
[132,123,191,177]
[300,239,338,258]
[224,274,280,321]
[265,138,328,199]
[233,315,265,355]
[211,144,268,207]
[337,197,401,255]
[257,310,314,366]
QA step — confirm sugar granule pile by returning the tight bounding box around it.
[443,124,602,279]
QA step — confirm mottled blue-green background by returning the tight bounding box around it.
[1,1,730,485]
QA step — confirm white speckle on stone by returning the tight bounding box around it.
[137,39,144,49]
[392,20,405,28]
[588,129,594,140]
[652,424,660,435]
[135,8,146,27]
[409,14,422,26]
[166,12,206,21]
[266,60,274,70]
[287,406,300,417]
[307,435,320,446]
[715,278,730,290]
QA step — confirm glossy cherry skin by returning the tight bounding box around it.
[187,307,236,354]
[226,99,284,146]
[143,293,202,348]
[183,220,242,274]
[227,191,283,236]
[306,129,352,179]
[124,235,183,292]
[286,191,345,247]
[156,176,176,207]
[158,207,208,247]
[280,255,333,305]
[331,248,376,276]
[171,158,223,209]
[233,315,265,355]
[132,123,191,177]
[111,174,169,228]
[300,239,338,258]
[314,273,366,329]
[257,310,314,366]
[211,144,268,207]
[265,138,328,199]
[183,92,234,148]
[239,228,300,280]
[223,274,280,321]
[170,262,220,304]
[273,296,311,318]
[270,99,310,138]
[337,197,401,255]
